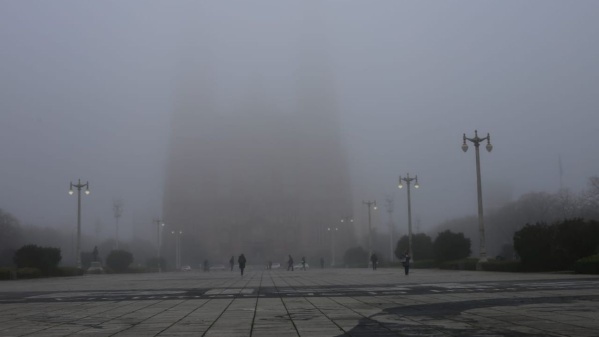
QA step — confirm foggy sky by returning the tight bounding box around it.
[1,1,598,243]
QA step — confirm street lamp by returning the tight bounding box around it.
[462,130,493,263]
[398,173,419,262]
[153,218,165,272]
[327,226,339,266]
[171,230,183,270]
[362,200,377,266]
[69,179,90,269]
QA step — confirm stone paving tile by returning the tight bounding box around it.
[1,269,599,336]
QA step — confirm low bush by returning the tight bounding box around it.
[0,268,13,280]
[128,266,148,273]
[480,260,524,272]
[105,250,133,273]
[438,258,478,270]
[53,267,84,277]
[14,245,61,275]
[16,267,42,279]
[343,247,369,268]
[411,259,437,269]
[574,255,599,274]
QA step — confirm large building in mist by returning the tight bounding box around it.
[163,7,352,265]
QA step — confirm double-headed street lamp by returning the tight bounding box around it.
[398,173,419,262]
[327,226,339,266]
[153,218,165,272]
[171,230,183,270]
[69,179,90,269]
[462,130,493,263]
[362,200,377,266]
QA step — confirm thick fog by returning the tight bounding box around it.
[1,1,598,261]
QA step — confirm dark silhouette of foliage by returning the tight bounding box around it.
[554,219,599,268]
[433,230,471,262]
[106,250,133,272]
[514,219,599,270]
[343,246,368,267]
[395,233,434,260]
[513,223,555,270]
[13,244,62,275]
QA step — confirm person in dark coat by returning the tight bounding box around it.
[370,253,378,270]
[287,255,294,271]
[229,256,235,271]
[238,254,247,276]
[301,256,306,271]
[402,251,410,276]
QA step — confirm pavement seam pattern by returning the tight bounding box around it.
[20,299,153,336]
[268,270,301,336]
[249,269,264,337]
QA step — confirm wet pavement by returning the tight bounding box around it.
[0,268,598,336]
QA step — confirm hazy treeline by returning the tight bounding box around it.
[2,177,598,268]
[0,209,155,268]
[433,176,599,257]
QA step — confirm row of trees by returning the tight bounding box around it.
[514,218,599,270]
[343,230,472,267]
[435,176,599,258]
[0,208,157,269]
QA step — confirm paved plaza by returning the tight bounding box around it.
[1,267,598,336]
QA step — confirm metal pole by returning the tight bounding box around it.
[76,182,82,269]
[463,130,492,264]
[407,179,413,262]
[115,217,119,250]
[367,204,372,264]
[475,142,487,262]
[330,228,336,266]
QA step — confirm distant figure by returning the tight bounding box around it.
[320,257,325,269]
[370,253,378,270]
[301,256,306,271]
[287,255,294,271]
[268,261,273,270]
[203,259,209,272]
[238,254,247,276]
[229,256,235,271]
[92,246,99,262]
[402,251,410,276]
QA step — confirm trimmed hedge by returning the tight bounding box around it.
[16,267,42,279]
[574,255,599,274]
[53,267,84,277]
[438,258,478,270]
[0,268,12,280]
[411,259,437,269]
[480,260,524,272]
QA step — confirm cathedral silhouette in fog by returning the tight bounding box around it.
[163,7,352,265]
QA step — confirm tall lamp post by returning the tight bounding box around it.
[171,230,183,270]
[462,130,493,263]
[362,200,377,266]
[153,218,165,272]
[69,179,90,269]
[398,173,419,262]
[327,226,339,266]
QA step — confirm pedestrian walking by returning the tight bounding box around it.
[301,256,306,271]
[229,256,235,271]
[402,251,410,275]
[238,254,247,276]
[287,255,294,271]
[370,253,378,270]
